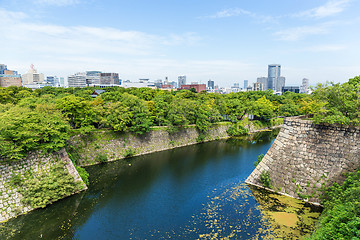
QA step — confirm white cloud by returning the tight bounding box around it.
[207,8,252,18]
[304,44,347,52]
[201,8,277,23]
[274,23,333,41]
[294,0,351,18]
[0,8,203,77]
[34,0,81,6]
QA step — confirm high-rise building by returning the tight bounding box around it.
[0,65,21,87]
[267,64,280,91]
[300,78,309,94]
[208,79,214,89]
[178,75,186,87]
[22,64,44,85]
[253,82,264,91]
[100,73,119,85]
[0,64,7,74]
[257,77,268,90]
[154,79,163,88]
[68,72,86,88]
[86,71,101,85]
[244,80,248,89]
[46,76,59,87]
[59,77,65,87]
[267,64,285,92]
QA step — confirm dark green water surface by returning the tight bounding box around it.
[0,131,321,239]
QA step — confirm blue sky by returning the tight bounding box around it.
[1,0,359,87]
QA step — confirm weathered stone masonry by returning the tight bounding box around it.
[0,149,85,223]
[246,117,360,204]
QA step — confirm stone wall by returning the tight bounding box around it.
[68,124,231,166]
[246,117,360,204]
[0,149,85,222]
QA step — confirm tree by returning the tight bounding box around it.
[0,106,70,160]
[56,95,98,131]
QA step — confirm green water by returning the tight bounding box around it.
[0,131,321,239]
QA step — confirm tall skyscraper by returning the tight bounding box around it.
[244,80,248,89]
[267,64,280,91]
[178,75,186,87]
[267,64,285,92]
[208,79,214,89]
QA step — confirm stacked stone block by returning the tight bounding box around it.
[246,117,360,204]
[0,149,85,222]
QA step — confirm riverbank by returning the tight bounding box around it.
[67,121,283,167]
[0,120,282,223]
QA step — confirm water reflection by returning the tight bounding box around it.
[0,130,320,239]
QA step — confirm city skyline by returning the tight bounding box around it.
[1,0,359,86]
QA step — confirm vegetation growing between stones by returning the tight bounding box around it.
[123,148,136,158]
[254,154,264,167]
[9,162,84,209]
[260,170,272,189]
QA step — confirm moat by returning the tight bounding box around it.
[0,131,321,239]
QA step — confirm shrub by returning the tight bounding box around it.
[260,170,272,189]
[196,133,206,143]
[75,166,89,186]
[96,153,108,163]
[254,154,265,167]
[123,148,136,158]
[227,123,248,137]
[12,162,83,209]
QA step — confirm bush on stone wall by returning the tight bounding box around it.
[11,162,84,209]
[260,170,272,189]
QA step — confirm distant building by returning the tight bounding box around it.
[300,78,309,94]
[253,82,264,91]
[22,64,44,85]
[46,76,59,87]
[0,64,7,74]
[268,64,285,92]
[178,75,186,87]
[244,80,248,89]
[208,79,214,89]
[154,79,163,88]
[231,83,240,93]
[68,72,86,88]
[257,77,267,90]
[59,77,65,87]
[179,84,206,93]
[0,65,22,87]
[86,71,101,85]
[169,81,177,88]
[282,86,300,94]
[100,73,119,85]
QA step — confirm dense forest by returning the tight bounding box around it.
[0,84,312,161]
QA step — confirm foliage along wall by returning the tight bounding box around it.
[0,149,86,223]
